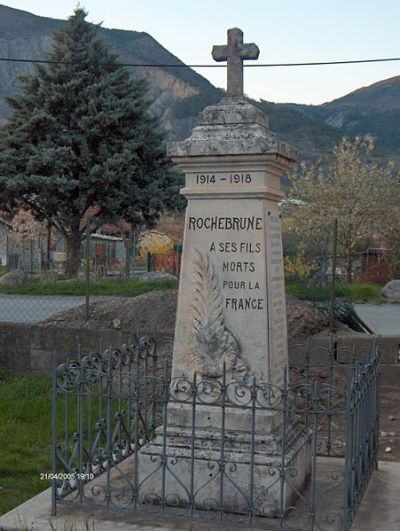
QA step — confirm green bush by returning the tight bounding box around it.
[285,279,383,303]
[0,277,178,296]
[334,282,383,302]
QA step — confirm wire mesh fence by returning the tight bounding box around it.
[0,294,88,323]
[0,247,181,324]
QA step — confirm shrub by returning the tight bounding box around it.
[362,260,392,285]
[284,253,315,281]
[138,231,174,259]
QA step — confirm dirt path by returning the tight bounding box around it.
[379,385,400,461]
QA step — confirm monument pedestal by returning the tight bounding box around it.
[139,400,311,515]
[138,71,311,512]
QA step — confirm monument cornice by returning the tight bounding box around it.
[171,152,294,173]
[169,134,296,161]
[180,186,284,201]
[168,98,297,162]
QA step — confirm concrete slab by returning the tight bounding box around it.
[351,460,400,531]
[354,303,400,336]
[1,458,398,530]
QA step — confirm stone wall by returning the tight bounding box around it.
[0,323,167,373]
[288,335,400,387]
[0,323,398,386]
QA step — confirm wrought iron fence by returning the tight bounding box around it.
[51,336,380,530]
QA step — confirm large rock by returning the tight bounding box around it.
[0,270,25,287]
[381,280,400,300]
[134,272,178,283]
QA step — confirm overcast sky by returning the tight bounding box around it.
[2,0,400,104]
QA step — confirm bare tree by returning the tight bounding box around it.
[284,137,398,282]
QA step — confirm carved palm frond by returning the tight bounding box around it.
[188,249,244,378]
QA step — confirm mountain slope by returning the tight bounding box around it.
[0,5,400,162]
[319,76,400,157]
[256,100,341,160]
[0,4,220,140]
[289,76,400,158]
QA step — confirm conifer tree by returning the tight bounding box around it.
[0,8,178,277]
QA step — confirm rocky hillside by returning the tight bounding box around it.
[1,4,400,162]
[314,77,400,158]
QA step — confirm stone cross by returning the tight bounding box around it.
[212,27,260,97]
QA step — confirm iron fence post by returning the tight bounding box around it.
[345,367,356,529]
[308,379,319,531]
[51,350,58,516]
[279,368,288,525]
[106,347,114,508]
[133,354,140,510]
[248,375,257,524]
[375,337,381,471]
[218,363,227,521]
[189,371,197,516]
[87,351,93,477]
[77,342,84,503]
[161,357,169,511]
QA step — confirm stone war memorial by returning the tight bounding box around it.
[138,27,312,514]
[39,27,380,531]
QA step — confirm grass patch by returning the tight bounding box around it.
[0,373,54,515]
[0,371,152,518]
[334,282,384,302]
[285,279,384,303]
[0,277,178,296]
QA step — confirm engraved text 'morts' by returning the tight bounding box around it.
[222,261,255,273]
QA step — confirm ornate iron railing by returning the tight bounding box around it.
[51,336,380,530]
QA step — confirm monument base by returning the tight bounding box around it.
[138,421,311,516]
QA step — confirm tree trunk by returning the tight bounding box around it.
[65,224,82,278]
[124,236,132,277]
[46,221,52,276]
[346,250,353,283]
[121,227,137,277]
